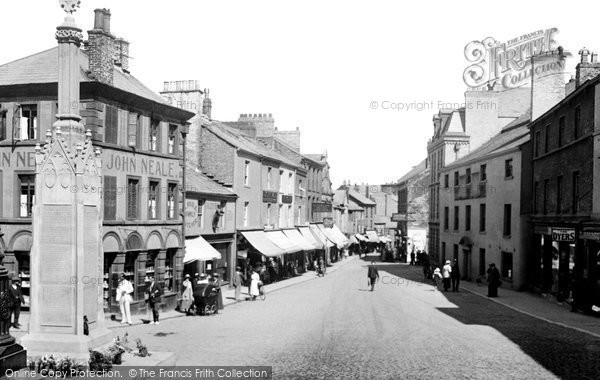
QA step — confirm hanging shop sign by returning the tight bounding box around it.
[551,228,576,242]
[463,28,562,90]
[580,231,600,241]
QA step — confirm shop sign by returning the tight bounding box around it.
[282,195,293,204]
[534,225,551,235]
[323,217,334,228]
[185,199,201,236]
[391,213,404,222]
[312,202,332,213]
[463,28,561,90]
[552,228,575,242]
[580,231,600,241]
[263,191,278,204]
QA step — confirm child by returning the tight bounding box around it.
[432,267,442,291]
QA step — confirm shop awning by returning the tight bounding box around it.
[299,227,324,249]
[318,224,346,249]
[310,224,335,248]
[283,229,316,251]
[366,230,380,243]
[329,225,350,247]
[184,235,222,263]
[241,231,285,257]
[265,230,302,254]
[349,235,359,245]
[380,236,392,243]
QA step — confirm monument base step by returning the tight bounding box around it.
[19,327,113,361]
[0,342,27,374]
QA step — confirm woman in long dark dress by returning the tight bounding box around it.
[211,274,224,310]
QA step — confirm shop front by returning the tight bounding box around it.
[576,227,600,314]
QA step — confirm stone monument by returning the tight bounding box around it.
[0,227,26,372]
[19,0,113,359]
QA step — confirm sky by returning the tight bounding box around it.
[1,0,599,187]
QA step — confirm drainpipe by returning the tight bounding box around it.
[181,126,187,279]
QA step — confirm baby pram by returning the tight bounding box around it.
[193,284,220,315]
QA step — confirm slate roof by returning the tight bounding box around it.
[348,190,376,206]
[397,158,428,184]
[446,112,531,169]
[0,47,167,105]
[186,166,236,197]
[205,122,299,168]
[347,199,364,211]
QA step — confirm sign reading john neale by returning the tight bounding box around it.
[104,153,180,178]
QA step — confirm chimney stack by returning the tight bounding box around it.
[114,38,130,73]
[202,88,212,120]
[86,9,115,85]
[576,47,600,87]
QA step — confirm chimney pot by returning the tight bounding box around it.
[102,9,111,33]
[579,47,590,63]
[93,9,104,30]
[592,53,598,63]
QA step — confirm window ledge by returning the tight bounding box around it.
[505,176,514,180]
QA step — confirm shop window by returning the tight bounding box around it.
[165,248,177,293]
[146,250,159,283]
[15,105,37,141]
[0,109,6,141]
[127,178,139,220]
[105,105,118,144]
[168,124,177,154]
[167,182,178,219]
[123,253,139,300]
[148,180,160,220]
[103,252,117,310]
[16,251,30,309]
[501,251,513,280]
[149,119,159,152]
[103,176,117,220]
[18,174,35,218]
[479,248,486,276]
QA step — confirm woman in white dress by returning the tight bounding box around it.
[250,270,260,300]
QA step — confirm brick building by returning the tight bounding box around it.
[0,8,194,315]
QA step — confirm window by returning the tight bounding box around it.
[127,178,139,220]
[278,204,284,227]
[164,249,176,293]
[105,105,118,144]
[465,205,471,231]
[0,109,7,141]
[505,159,513,178]
[198,200,205,229]
[444,174,449,188]
[503,204,511,236]
[288,205,293,226]
[148,180,159,219]
[444,207,449,230]
[556,176,563,214]
[18,174,35,217]
[479,204,486,232]
[218,202,226,229]
[297,205,301,225]
[288,173,293,194]
[168,125,177,154]
[441,242,446,264]
[543,179,549,215]
[244,161,250,186]
[480,164,487,181]
[243,202,249,227]
[149,119,159,152]
[103,176,117,220]
[266,204,271,225]
[466,168,471,184]
[479,248,486,276]
[454,171,459,186]
[453,244,459,261]
[18,105,37,141]
[167,183,178,219]
[534,130,541,157]
[558,116,565,147]
[267,167,272,189]
[279,170,284,192]
[544,124,550,153]
[533,181,539,214]
[453,206,459,230]
[572,171,580,213]
[574,105,581,139]
[501,251,513,280]
[127,112,138,147]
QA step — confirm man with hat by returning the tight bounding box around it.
[9,276,25,329]
[442,260,452,292]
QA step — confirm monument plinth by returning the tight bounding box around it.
[19,1,113,359]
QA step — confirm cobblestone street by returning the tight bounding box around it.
[107,255,600,379]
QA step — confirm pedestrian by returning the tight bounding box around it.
[9,277,25,329]
[367,261,379,291]
[268,258,277,283]
[250,268,261,301]
[410,250,415,266]
[180,274,194,315]
[116,274,133,325]
[318,257,325,277]
[233,266,245,302]
[442,260,452,291]
[487,263,501,297]
[451,259,461,292]
[197,273,209,285]
[432,267,442,290]
[145,276,163,325]
[211,274,224,310]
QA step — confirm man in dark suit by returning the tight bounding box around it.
[367,262,379,291]
[145,276,163,325]
[9,277,25,328]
